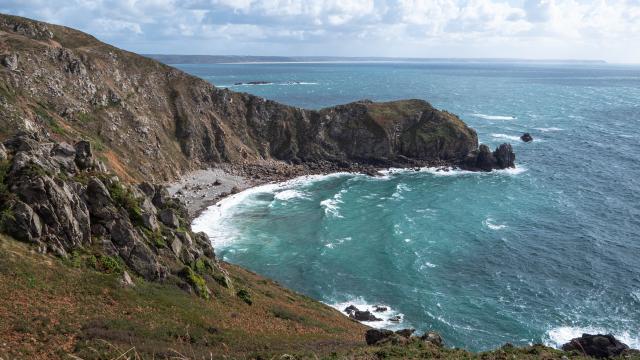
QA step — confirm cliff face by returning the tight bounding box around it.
[0,14,498,183]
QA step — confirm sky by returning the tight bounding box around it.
[2,0,640,63]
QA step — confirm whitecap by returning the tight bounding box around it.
[484,217,507,230]
[471,113,517,120]
[274,189,306,201]
[320,190,346,218]
[327,297,405,329]
[491,133,522,141]
[545,326,640,349]
[534,127,563,132]
[324,236,351,249]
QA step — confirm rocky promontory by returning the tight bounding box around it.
[0,13,513,186]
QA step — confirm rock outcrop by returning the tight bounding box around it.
[0,14,513,183]
[0,132,221,296]
[561,334,630,358]
[462,143,515,171]
[521,133,533,142]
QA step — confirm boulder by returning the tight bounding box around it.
[421,331,444,347]
[51,142,76,157]
[395,329,415,338]
[4,200,42,242]
[1,53,18,71]
[159,208,180,228]
[561,334,629,358]
[365,329,395,345]
[521,133,533,142]
[350,310,382,321]
[74,141,93,170]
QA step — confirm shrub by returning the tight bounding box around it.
[95,255,124,274]
[236,289,252,305]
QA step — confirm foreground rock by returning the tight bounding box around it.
[0,132,225,297]
[561,334,630,358]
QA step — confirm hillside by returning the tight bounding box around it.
[0,13,513,184]
[5,13,629,360]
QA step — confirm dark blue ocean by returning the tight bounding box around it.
[184,61,640,351]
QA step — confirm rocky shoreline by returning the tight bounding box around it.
[170,143,516,220]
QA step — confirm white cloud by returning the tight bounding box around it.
[1,0,639,62]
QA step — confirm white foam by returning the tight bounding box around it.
[534,127,563,132]
[545,326,640,350]
[484,217,507,230]
[471,113,517,120]
[192,172,354,248]
[380,165,527,177]
[491,133,522,141]
[320,189,346,218]
[324,236,351,249]
[274,189,306,201]
[328,297,406,329]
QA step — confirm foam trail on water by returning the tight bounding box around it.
[545,326,640,349]
[491,133,522,141]
[484,217,507,230]
[471,113,517,120]
[534,127,563,132]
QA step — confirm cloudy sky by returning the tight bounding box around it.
[2,0,640,63]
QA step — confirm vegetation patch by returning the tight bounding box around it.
[106,181,144,227]
[94,255,124,274]
[236,289,252,305]
[142,228,165,248]
[180,266,210,299]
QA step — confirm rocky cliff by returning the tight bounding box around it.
[0,132,225,299]
[0,14,512,183]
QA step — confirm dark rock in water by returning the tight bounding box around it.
[389,315,402,322]
[462,143,515,171]
[421,331,444,347]
[365,329,395,345]
[350,310,382,321]
[521,133,533,142]
[494,143,515,169]
[373,305,388,312]
[395,328,415,338]
[344,305,359,314]
[561,334,629,358]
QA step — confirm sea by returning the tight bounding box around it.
[179,61,640,351]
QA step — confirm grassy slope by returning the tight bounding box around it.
[0,235,367,359]
[2,235,631,360]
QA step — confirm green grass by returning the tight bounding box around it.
[106,181,144,227]
[180,266,210,300]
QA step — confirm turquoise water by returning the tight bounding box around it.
[184,62,640,351]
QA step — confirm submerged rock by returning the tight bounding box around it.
[561,334,629,358]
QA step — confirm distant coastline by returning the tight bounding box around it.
[145,54,607,65]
